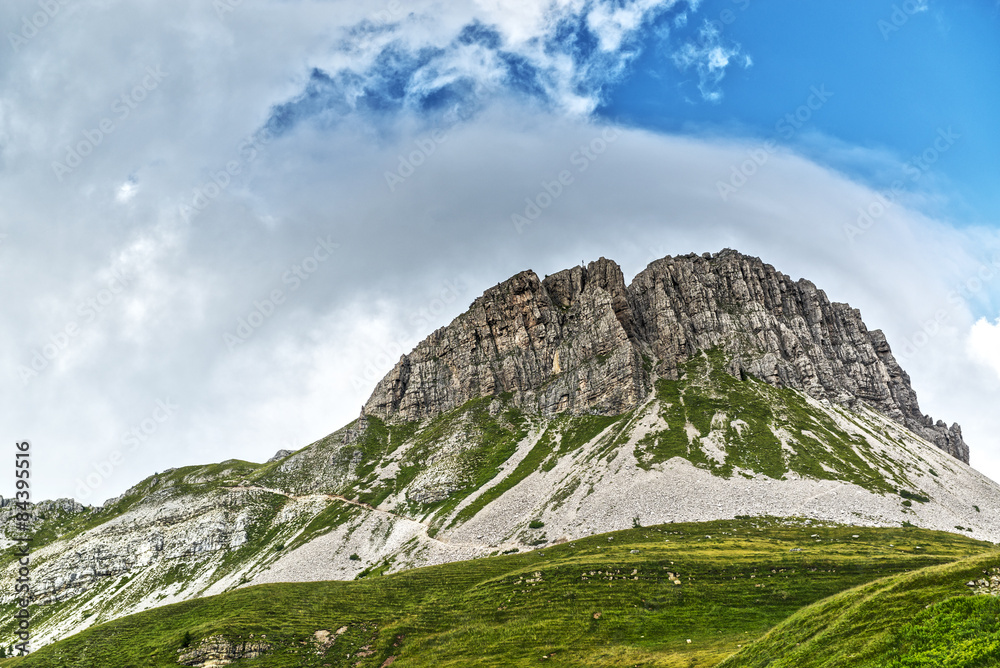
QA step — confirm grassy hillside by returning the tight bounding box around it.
[1,519,992,667]
[3,349,995,656]
[719,550,1000,668]
[632,349,911,492]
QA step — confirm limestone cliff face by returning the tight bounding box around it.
[627,251,968,462]
[363,250,968,462]
[362,258,648,421]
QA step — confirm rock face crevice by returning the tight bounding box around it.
[363,250,968,462]
[363,258,648,422]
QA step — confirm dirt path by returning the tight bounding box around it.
[222,485,491,549]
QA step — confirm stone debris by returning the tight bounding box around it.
[967,568,1000,596]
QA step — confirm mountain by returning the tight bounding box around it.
[364,250,967,461]
[2,249,998,654]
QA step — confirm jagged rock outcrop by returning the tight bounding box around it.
[267,449,294,463]
[0,498,91,547]
[967,568,1000,596]
[627,251,968,461]
[3,253,994,657]
[178,635,271,666]
[363,258,648,421]
[0,497,88,516]
[364,250,968,462]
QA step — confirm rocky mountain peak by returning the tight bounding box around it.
[363,250,968,462]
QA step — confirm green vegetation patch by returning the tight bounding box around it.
[451,412,622,527]
[719,550,1000,668]
[419,398,531,523]
[633,350,900,494]
[881,595,1000,667]
[286,502,363,552]
[2,520,991,668]
[899,489,931,504]
[449,425,559,526]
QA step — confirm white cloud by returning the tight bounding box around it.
[970,318,1000,380]
[1,0,998,505]
[260,0,694,121]
[8,106,1000,501]
[671,20,750,102]
[115,180,137,202]
[585,0,666,52]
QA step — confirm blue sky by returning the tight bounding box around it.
[602,0,1000,230]
[2,0,1000,501]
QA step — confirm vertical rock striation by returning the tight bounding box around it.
[363,250,969,462]
[363,258,647,421]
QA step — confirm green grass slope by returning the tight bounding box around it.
[631,349,916,493]
[1,519,992,668]
[719,550,1000,668]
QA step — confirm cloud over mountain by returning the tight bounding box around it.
[0,0,997,505]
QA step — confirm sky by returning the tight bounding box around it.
[1,0,999,504]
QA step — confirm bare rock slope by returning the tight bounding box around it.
[364,250,967,461]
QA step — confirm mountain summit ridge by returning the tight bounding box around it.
[4,249,998,653]
[364,249,968,462]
